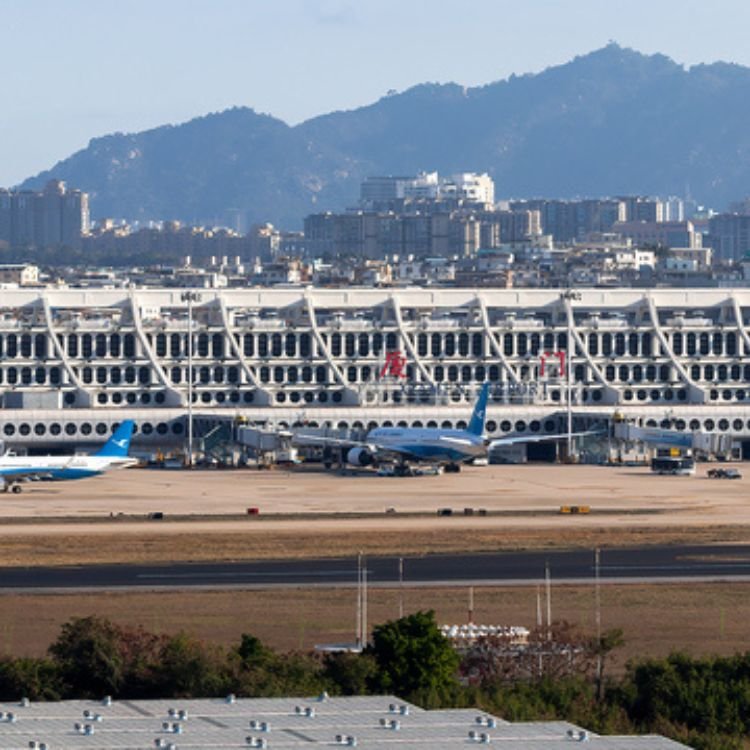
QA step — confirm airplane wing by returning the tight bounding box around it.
[488,429,606,449]
[292,432,429,462]
[439,435,477,447]
[291,432,364,449]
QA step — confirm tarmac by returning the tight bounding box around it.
[0,462,747,534]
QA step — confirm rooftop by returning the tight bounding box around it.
[0,695,690,749]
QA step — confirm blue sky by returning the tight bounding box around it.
[2,0,750,185]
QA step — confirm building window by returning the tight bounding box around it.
[212,333,225,358]
[124,334,136,358]
[344,334,355,357]
[197,334,209,357]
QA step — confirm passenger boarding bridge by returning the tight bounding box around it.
[0,287,749,456]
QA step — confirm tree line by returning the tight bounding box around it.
[0,611,747,750]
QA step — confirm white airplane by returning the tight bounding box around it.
[0,420,137,493]
[293,384,599,474]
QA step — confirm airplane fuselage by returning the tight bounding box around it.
[366,427,487,463]
[0,455,137,482]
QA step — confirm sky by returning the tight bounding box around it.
[3,0,750,186]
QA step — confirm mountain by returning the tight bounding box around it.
[19,44,750,228]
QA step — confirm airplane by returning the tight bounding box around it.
[0,420,137,493]
[292,384,600,475]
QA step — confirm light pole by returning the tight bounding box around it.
[560,289,582,460]
[181,291,202,467]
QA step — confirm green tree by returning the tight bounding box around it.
[237,633,273,668]
[367,610,459,699]
[591,627,625,701]
[152,633,229,698]
[0,657,63,701]
[49,616,126,697]
[322,652,379,695]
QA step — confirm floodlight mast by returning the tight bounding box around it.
[560,289,582,459]
[181,291,202,467]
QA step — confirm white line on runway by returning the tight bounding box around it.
[6,574,750,594]
[136,570,359,579]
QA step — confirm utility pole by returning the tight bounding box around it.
[595,547,602,695]
[398,557,404,619]
[361,554,368,648]
[560,289,582,460]
[545,561,552,642]
[356,552,362,649]
[181,291,202,467]
[536,585,543,676]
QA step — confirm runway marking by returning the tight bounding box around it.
[136,569,360,580]
[6,575,750,594]
[600,562,750,571]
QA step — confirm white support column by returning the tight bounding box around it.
[390,295,436,387]
[216,296,272,406]
[40,295,92,407]
[303,291,358,404]
[476,294,519,384]
[561,297,620,404]
[129,291,183,406]
[731,295,750,357]
[645,295,705,404]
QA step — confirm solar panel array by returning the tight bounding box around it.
[0,695,691,748]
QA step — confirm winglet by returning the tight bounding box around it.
[466,383,489,436]
[96,420,135,458]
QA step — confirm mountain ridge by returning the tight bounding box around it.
[19,44,750,229]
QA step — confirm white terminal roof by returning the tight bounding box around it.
[0,695,691,749]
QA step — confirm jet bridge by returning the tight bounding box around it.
[235,426,300,466]
[612,420,733,456]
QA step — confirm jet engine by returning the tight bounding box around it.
[347,447,375,467]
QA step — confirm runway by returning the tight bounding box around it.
[3,544,750,592]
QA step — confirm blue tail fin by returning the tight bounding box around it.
[467,383,489,436]
[96,420,134,458]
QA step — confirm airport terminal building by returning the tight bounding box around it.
[1,286,750,456]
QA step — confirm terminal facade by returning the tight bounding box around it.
[0,287,750,455]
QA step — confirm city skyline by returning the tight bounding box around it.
[3,0,750,186]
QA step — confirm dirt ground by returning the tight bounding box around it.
[0,462,744,520]
[0,463,749,566]
[0,583,748,670]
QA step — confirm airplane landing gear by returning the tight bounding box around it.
[10,485,22,494]
[444,463,461,473]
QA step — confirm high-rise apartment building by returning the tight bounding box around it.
[0,180,89,249]
[708,214,750,263]
[359,171,495,210]
[613,220,701,249]
[510,198,624,241]
[441,172,495,204]
[304,207,538,259]
[619,196,664,223]
[359,176,411,206]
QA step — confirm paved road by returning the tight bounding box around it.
[2,544,750,592]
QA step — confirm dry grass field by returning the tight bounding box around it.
[0,583,748,671]
[1,462,750,667]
